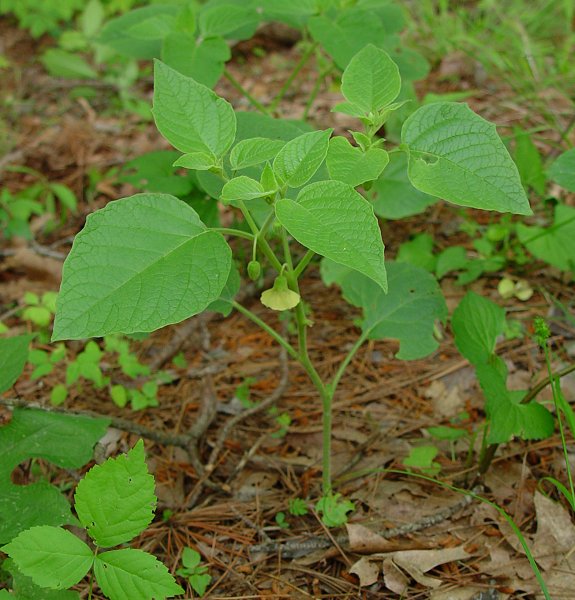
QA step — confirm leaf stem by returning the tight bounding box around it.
[211,227,254,241]
[231,301,298,360]
[303,64,334,121]
[237,200,283,273]
[223,69,269,115]
[293,249,316,279]
[329,328,371,395]
[269,42,318,113]
[280,228,333,493]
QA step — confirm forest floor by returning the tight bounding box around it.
[1,15,575,600]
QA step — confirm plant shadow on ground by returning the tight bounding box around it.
[1,4,575,599]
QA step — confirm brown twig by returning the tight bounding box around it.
[250,488,477,558]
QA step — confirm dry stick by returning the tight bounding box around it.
[186,345,290,508]
[250,488,478,558]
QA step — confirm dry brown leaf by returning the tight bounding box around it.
[392,546,470,589]
[346,523,398,553]
[349,556,380,587]
[382,556,409,595]
[532,491,575,571]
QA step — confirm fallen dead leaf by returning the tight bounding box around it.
[393,546,470,588]
[532,491,575,571]
[382,556,409,595]
[349,556,379,587]
[346,523,398,553]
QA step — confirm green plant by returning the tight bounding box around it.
[403,445,441,476]
[0,174,77,241]
[451,292,555,475]
[533,317,575,511]
[51,43,532,518]
[2,440,183,599]
[176,548,211,597]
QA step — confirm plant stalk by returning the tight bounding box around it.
[269,42,318,112]
[223,69,269,115]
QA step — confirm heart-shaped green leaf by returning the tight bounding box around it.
[340,44,400,114]
[276,180,386,292]
[402,102,532,215]
[153,60,236,156]
[326,136,389,187]
[53,193,232,340]
[273,129,332,188]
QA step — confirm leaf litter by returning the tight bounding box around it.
[1,14,575,600]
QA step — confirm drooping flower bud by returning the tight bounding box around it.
[260,275,300,311]
[247,260,261,281]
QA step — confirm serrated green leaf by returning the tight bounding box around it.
[173,152,217,171]
[52,193,232,340]
[273,129,332,188]
[230,138,286,170]
[402,102,532,215]
[516,204,575,273]
[276,181,386,291]
[451,292,506,366]
[74,441,155,547]
[321,260,447,359]
[371,152,437,219]
[326,136,389,187]
[2,526,93,590]
[548,148,575,192]
[153,60,236,156]
[4,559,80,599]
[0,409,109,543]
[221,177,267,204]
[94,548,184,600]
[341,44,400,114]
[0,335,32,394]
[315,493,354,527]
[161,32,230,89]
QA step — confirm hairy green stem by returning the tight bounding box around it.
[269,42,318,112]
[231,301,298,360]
[223,69,269,115]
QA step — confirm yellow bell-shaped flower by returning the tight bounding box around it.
[260,275,300,311]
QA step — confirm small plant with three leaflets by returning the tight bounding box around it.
[51,44,532,521]
[1,440,183,599]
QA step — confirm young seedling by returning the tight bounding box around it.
[176,548,211,597]
[52,45,531,518]
[1,441,183,599]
